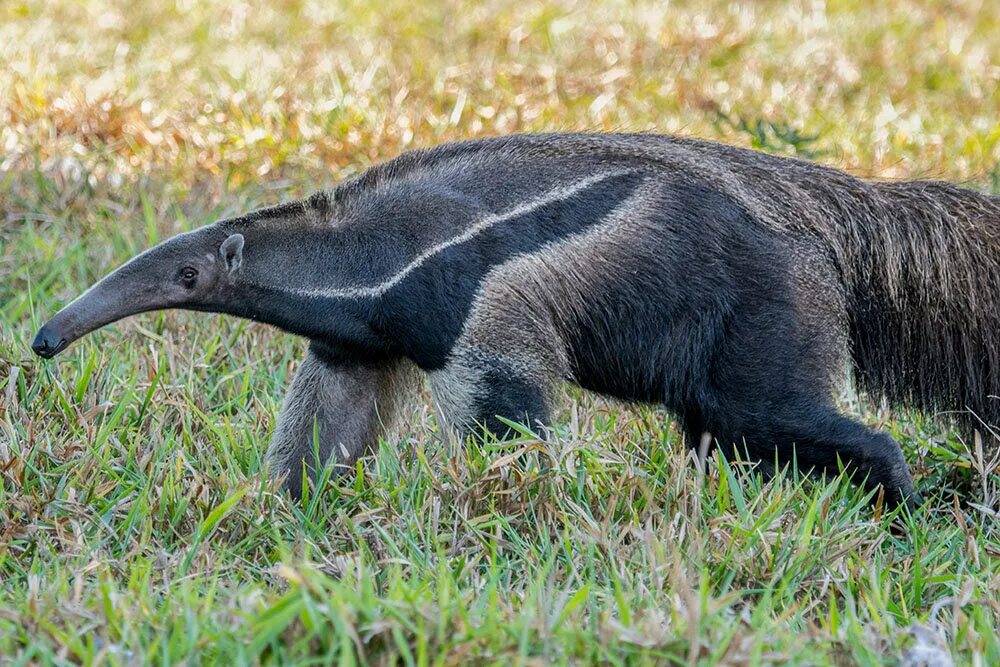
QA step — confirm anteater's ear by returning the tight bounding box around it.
[220,233,244,274]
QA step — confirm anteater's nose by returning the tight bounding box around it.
[32,327,67,359]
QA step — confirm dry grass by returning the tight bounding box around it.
[1,0,999,664]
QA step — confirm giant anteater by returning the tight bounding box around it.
[33,133,1000,508]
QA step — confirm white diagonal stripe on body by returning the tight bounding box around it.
[255,170,630,300]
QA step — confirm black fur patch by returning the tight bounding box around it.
[557,179,787,406]
[473,360,549,437]
[376,170,647,369]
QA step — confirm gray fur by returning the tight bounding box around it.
[267,351,422,498]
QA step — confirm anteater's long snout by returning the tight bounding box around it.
[31,296,104,360]
[31,325,69,358]
[31,269,141,360]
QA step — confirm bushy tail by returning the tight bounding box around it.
[834,180,1000,443]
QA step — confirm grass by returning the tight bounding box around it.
[1,0,999,663]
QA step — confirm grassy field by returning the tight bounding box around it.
[2,0,999,664]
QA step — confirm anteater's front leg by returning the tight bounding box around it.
[427,284,567,441]
[266,346,420,499]
[429,348,555,441]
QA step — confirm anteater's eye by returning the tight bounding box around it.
[179,267,198,288]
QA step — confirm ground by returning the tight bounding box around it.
[1,0,998,664]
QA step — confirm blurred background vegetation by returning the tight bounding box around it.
[1,0,998,664]
[3,0,999,194]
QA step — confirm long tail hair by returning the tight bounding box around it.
[821,178,1000,442]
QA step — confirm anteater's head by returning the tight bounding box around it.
[32,228,245,359]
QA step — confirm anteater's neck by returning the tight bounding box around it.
[217,222,390,359]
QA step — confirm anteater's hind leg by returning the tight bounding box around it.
[699,332,918,509]
[696,263,918,510]
[266,345,421,499]
[710,405,918,510]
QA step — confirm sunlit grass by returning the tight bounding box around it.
[1,0,999,664]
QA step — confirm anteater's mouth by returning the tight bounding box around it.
[32,327,70,359]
